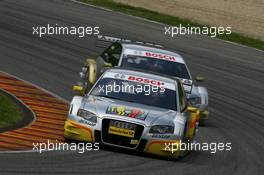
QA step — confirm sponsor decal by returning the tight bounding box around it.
[145,52,177,62]
[151,134,171,139]
[108,126,135,138]
[124,49,184,63]
[106,105,148,121]
[108,120,136,138]
[128,76,164,87]
[103,72,176,90]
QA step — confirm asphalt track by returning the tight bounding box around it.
[0,0,263,175]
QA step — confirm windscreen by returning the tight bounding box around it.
[90,77,177,110]
[122,55,191,79]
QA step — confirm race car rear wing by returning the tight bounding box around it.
[96,35,164,48]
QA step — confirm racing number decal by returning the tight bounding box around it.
[117,106,126,115]
[106,105,148,121]
[128,109,143,118]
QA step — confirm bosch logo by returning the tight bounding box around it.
[145,52,176,61]
[128,76,164,86]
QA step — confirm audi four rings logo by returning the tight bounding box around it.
[111,121,136,130]
[114,74,126,79]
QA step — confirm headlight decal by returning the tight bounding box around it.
[149,125,174,134]
[77,109,97,123]
[151,134,172,139]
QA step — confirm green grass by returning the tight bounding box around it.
[0,91,23,128]
[79,0,264,51]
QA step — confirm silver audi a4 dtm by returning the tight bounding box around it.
[65,68,200,159]
[77,35,209,124]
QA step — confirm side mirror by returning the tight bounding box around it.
[195,76,205,82]
[187,106,200,120]
[73,85,85,96]
[85,59,97,84]
[187,106,198,113]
